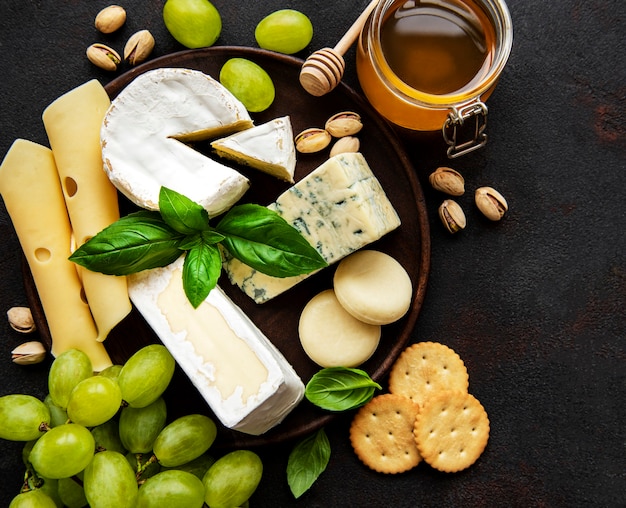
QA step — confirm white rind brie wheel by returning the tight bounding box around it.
[101,68,254,215]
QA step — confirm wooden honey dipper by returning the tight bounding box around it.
[299,0,379,96]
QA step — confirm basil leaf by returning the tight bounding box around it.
[305,367,382,411]
[287,428,331,499]
[182,242,222,308]
[216,203,327,278]
[177,230,225,251]
[69,211,184,275]
[159,186,209,235]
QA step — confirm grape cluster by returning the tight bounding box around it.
[1,345,263,507]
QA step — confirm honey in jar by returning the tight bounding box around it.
[357,0,513,157]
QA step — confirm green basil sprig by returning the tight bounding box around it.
[305,367,382,411]
[287,428,331,499]
[69,187,327,308]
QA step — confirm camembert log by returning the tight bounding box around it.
[128,257,305,435]
[101,68,253,215]
[0,140,112,371]
[211,116,297,183]
[223,152,401,303]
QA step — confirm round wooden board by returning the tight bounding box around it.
[24,47,431,449]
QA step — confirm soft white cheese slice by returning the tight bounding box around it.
[128,256,304,435]
[211,116,296,183]
[223,152,401,303]
[101,68,253,215]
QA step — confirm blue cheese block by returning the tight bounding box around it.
[128,256,304,435]
[223,152,401,303]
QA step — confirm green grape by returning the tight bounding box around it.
[84,451,138,508]
[92,420,126,454]
[126,451,161,481]
[153,414,217,467]
[29,423,95,479]
[255,9,313,54]
[163,0,222,49]
[0,394,50,441]
[163,451,215,479]
[44,394,68,427]
[136,469,205,508]
[202,450,263,508]
[66,376,122,427]
[98,364,123,382]
[9,489,57,508]
[219,58,275,113]
[22,440,37,464]
[24,473,62,508]
[58,477,88,508]
[118,345,175,408]
[48,349,93,410]
[119,396,167,453]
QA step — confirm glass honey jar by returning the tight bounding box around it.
[356,0,513,157]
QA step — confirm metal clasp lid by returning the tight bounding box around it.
[442,101,488,158]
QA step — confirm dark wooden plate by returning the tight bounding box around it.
[23,47,431,449]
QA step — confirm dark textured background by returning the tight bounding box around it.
[0,0,624,506]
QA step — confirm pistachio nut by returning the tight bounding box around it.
[475,186,508,221]
[325,111,363,138]
[11,341,46,365]
[124,30,155,66]
[329,136,360,157]
[86,43,121,72]
[438,199,466,234]
[295,128,332,153]
[7,306,36,333]
[95,5,127,34]
[429,166,465,196]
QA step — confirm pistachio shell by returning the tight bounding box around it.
[124,30,155,66]
[11,341,47,365]
[429,166,465,196]
[325,111,363,137]
[86,43,121,71]
[7,306,36,333]
[438,199,466,233]
[475,186,508,221]
[295,128,332,153]
[329,136,360,157]
[95,5,127,34]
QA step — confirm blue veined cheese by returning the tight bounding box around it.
[101,68,253,216]
[128,256,304,435]
[223,152,401,303]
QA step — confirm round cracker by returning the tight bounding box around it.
[413,390,490,472]
[349,393,422,474]
[388,342,469,406]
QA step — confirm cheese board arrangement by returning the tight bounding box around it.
[18,46,430,449]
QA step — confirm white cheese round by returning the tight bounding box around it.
[101,68,253,215]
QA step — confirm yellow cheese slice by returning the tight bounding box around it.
[0,140,112,371]
[43,80,131,341]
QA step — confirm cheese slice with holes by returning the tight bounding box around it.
[211,116,296,183]
[223,152,401,303]
[0,140,112,371]
[128,256,304,435]
[101,68,253,215]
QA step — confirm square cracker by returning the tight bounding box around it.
[413,390,490,473]
[350,393,421,474]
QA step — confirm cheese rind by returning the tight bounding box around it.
[101,68,253,215]
[211,116,297,183]
[128,256,304,435]
[223,152,401,303]
[0,140,112,371]
[43,79,131,341]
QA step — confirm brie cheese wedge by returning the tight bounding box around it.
[211,116,297,183]
[223,152,401,303]
[101,68,253,215]
[128,256,305,435]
